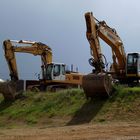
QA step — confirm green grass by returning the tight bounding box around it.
[95,85,140,122]
[0,86,140,128]
[0,89,86,127]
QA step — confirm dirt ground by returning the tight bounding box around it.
[0,122,140,140]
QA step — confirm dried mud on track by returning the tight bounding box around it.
[0,122,140,140]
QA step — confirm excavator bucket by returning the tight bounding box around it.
[0,80,24,101]
[82,73,112,98]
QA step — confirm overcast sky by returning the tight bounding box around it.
[0,0,140,80]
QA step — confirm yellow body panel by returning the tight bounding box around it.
[45,73,83,86]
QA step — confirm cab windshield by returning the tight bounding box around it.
[127,53,138,74]
[53,64,60,76]
[127,54,138,66]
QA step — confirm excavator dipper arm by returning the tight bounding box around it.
[3,40,19,80]
[85,12,105,72]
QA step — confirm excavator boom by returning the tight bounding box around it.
[97,19,126,77]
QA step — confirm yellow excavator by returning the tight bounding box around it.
[82,12,140,98]
[2,39,83,100]
[3,40,52,81]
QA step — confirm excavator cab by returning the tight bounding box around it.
[45,63,66,81]
[40,62,83,91]
[126,53,140,82]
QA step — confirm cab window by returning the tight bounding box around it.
[53,65,60,76]
[127,54,137,65]
[62,65,65,75]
